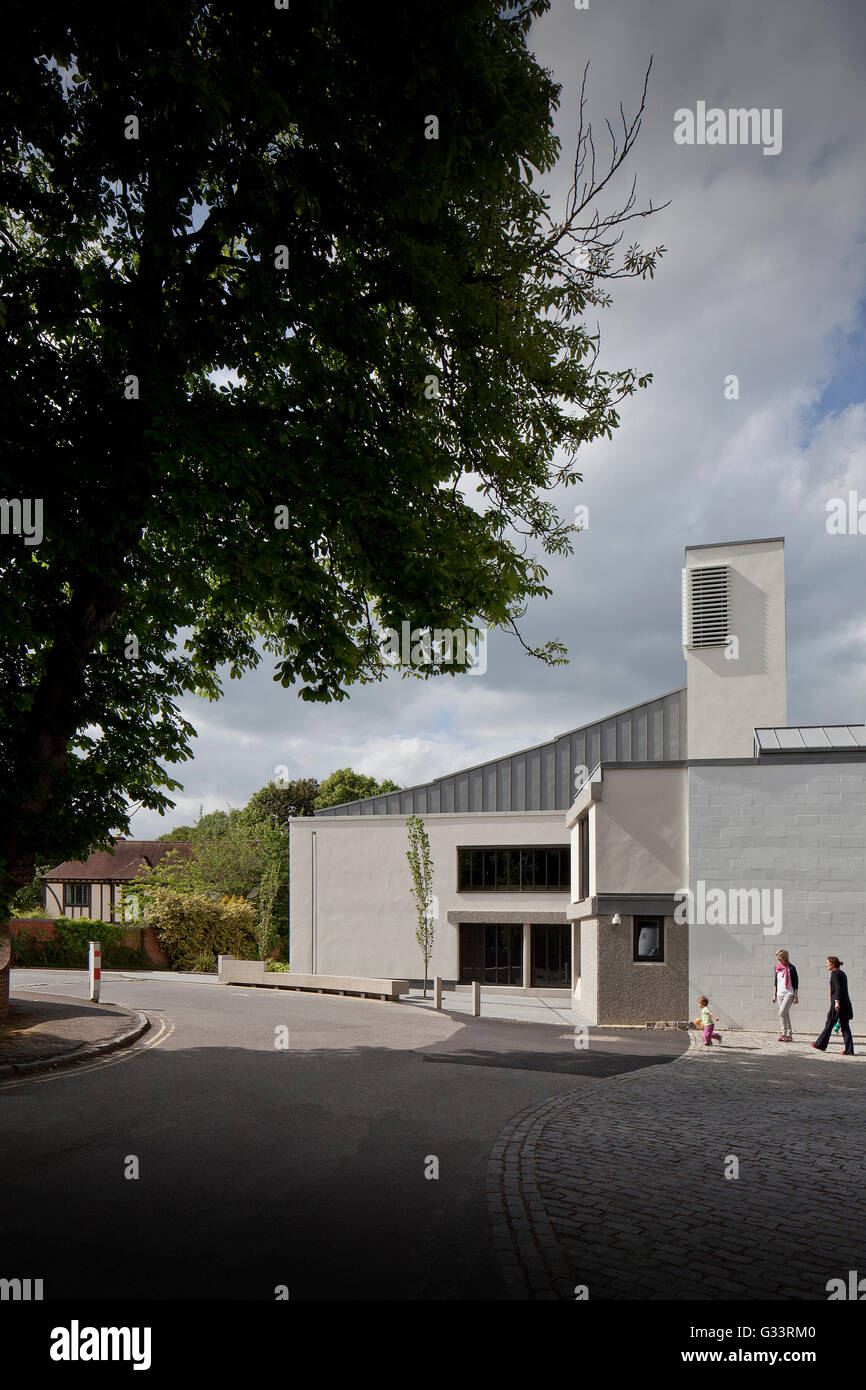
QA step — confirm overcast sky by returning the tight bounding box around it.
[131,0,866,836]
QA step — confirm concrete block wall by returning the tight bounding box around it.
[689,763,866,1032]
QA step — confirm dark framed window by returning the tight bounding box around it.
[457,846,570,892]
[633,916,664,962]
[531,924,572,987]
[63,882,91,908]
[578,815,590,901]
[546,848,563,890]
[459,923,523,985]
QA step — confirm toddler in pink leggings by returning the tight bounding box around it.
[697,995,722,1046]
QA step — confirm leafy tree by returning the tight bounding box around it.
[406,815,435,997]
[185,808,244,841]
[9,862,52,917]
[314,769,401,810]
[123,804,287,956]
[244,779,320,827]
[0,1,664,1019]
[253,859,281,962]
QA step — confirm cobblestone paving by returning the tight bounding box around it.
[487,1031,866,1300]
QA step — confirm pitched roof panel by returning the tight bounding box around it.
[315,687,686,816]
[755,725,866,755]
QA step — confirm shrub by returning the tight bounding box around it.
[190,951,218,973]
[10,920,150,970]
[145,889,257,971]
[54,918,125,952]
[265,960,291,972]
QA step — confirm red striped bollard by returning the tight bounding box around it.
[89,940,101,1002]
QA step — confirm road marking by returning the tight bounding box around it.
[558,1033,627,1042]
[0,1014,175,1091]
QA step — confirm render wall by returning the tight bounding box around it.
[593,768,688,895]
[689,762,866,1032]
[289,812,571,980]
[685,539,787,759]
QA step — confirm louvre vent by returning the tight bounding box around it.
[683,565,730,649]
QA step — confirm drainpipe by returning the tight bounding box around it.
[311,830,317,974]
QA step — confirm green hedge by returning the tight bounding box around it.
[11,919,151,970]
[54,918,125,951]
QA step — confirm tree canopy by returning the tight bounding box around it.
[244,778,321,826]
[314,769,400,810]
[0,1,664,1016]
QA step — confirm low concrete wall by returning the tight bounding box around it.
[217,958,266,985]
[218,957,409,1000]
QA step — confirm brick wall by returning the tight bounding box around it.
[141,927,170,965]
[689,763,866,1032]
[6,919,170,966]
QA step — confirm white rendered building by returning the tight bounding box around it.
[290,537,866,1030]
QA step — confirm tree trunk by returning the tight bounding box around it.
[0,928,9,1024]
[0,575,123,1030]
[0,851,34,1025]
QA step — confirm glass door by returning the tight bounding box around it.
[459,923,523,984]
[530,924,572,987]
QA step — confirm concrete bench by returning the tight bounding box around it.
[217,958,409,1002]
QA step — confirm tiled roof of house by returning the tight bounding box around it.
[42,839,192,882]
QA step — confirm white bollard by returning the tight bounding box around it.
[88,941,101,1002]
[471,981,480,1017]
[434,976,442,1010]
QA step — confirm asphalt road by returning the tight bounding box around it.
[0,971,686,1300]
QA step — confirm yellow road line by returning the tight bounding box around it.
[0,1014,175,1091]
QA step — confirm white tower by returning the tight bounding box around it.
[683,537,787,759]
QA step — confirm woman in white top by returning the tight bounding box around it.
[772,948,799,1042]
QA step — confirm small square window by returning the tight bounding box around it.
[633,916,664,962]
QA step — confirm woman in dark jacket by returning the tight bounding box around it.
[812,956,854,1055]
